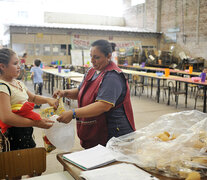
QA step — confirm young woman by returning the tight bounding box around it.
[53,40,135,149]
[0,48,58,151]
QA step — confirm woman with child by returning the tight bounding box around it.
[0,48,58,151]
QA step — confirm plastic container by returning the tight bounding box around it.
[58,65,62,73]
[156,72,164,77]
[189,66,193,74]
[201,72,206,82]
[141,62,145,67]
[191,77,201,82]
[165,68,170,77]
[64,69,70,73]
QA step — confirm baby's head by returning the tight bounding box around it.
[34,59,41,67]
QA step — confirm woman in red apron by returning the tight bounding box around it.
[54,40,135,149]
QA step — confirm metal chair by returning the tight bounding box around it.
[167,81,186,108]
[129,75,146,97]
[159,80,169,102]
[0,147,46,179]
[194,86,204,109]
[189,84,197,98]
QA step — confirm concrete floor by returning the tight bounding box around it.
[24,80,205,175]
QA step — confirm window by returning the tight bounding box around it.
[27,44,35,55]
[43,44,51,56]
[52,44,67,56]
[60,44,67,55]
[35,44,43,56]
[68,44,72,55]
[12,43,26,57]
[52,44,60,56]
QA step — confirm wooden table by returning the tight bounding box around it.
[57,153,182,180]
[122,69,207,112]
[119,64,201,77]
[121,69,179,103]
[42,68,84,95]
[167,76,207,112]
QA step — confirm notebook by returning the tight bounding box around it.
[62,144,116,170]
[80,163,159,180]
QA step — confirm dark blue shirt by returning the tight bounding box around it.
[79,70,133,140]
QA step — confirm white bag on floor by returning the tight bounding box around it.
[44,115,75,152]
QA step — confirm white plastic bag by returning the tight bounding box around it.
[44,115,75,152]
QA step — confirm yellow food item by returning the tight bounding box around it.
[179,170,190,179]
[164,131,170,137]
[157,133,169,141]
[39,98,65,118]
[170,134,177,140]
[185,171,200,180]
[192,157,207,165]
[193,140,205,149]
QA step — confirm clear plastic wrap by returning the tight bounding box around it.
[106,110,207,179]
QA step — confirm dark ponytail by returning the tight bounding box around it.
[91,40,112,57]
[0,48,16,74]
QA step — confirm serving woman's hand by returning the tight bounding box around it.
[57,111,73,124]
[47,98,59,110]
[53,90,65,99]
[34,118,54,129]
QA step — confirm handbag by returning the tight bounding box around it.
[0,130,10,152]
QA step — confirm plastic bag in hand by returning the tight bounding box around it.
[44,115,75,152]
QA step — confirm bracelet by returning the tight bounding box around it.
[72,109,76,119]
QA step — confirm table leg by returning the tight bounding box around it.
[167,87,171,105]
[63,77,65,102]
[185,83,188,108]
[51,75,54,95]
[151,78,153,97]
[203,86,207,113]
[56,76,58,89]
[157,79,160,103]
[48,74,51,94]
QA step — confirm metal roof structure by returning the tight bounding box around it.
[6,22,161,34]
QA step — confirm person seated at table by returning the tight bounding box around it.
[200,67,207,79]
[53,39,136,149]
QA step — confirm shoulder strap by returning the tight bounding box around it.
[0,83,11,96]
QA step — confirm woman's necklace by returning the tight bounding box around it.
[8,80,23,92]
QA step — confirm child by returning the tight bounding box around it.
[0,48,58,152]
[17,53,27,80]
[202,67,207,78]
[30,59,43,108]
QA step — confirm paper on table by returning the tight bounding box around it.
[63,144,115,170]
[80,163,159,180]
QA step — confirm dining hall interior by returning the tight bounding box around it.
[0,0,207,179]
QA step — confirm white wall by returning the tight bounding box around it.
[44,12,125,26]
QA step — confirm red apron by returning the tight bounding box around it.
[77,61,135,149]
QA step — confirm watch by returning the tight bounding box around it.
[72,109,76,119]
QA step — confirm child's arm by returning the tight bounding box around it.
[0,93,53,128]
[31,72,34,79]
[27,90,59,109]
